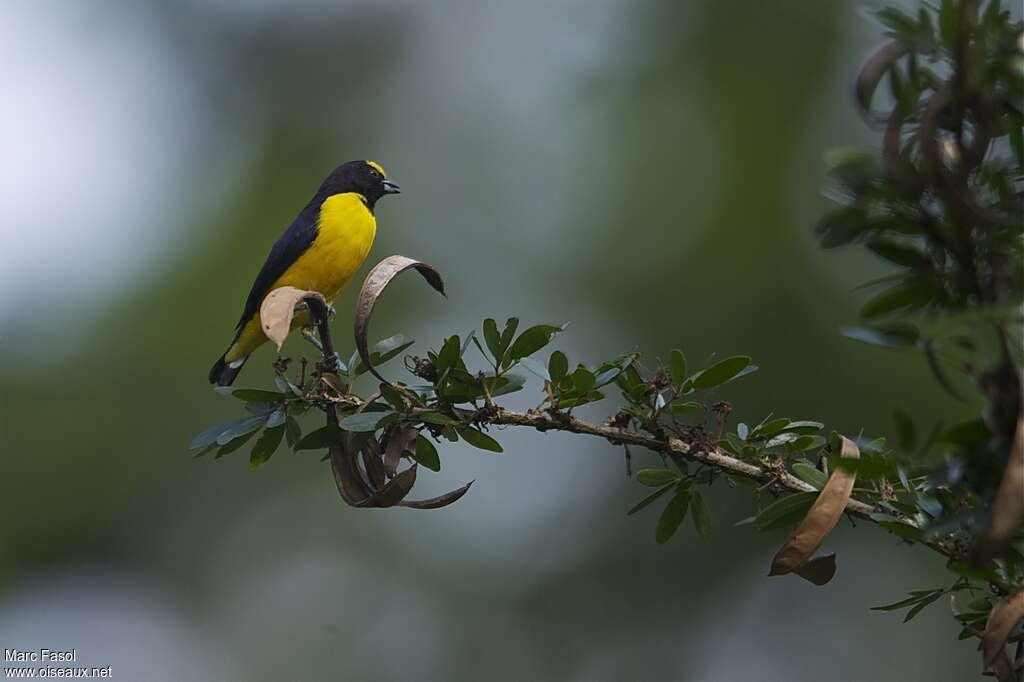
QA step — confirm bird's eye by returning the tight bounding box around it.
[368,168,381,178]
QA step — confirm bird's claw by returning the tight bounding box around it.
[323,352,347,374]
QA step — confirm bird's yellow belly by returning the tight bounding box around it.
[228,193,377,360]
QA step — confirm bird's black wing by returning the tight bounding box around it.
[231,204,320,334]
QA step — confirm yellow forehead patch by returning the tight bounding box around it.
[366,160,387,177]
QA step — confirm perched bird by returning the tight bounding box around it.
[208,160,399,386]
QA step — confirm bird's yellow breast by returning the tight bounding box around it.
[227,192,376,360]
[274,192,377,300]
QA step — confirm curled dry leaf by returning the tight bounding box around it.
[354,255,446,384]
[768,436,860,585]
[259,286,325,351]
[383,425,419,477]
[793,553,837,586]
[971,418,1024,567]
[328,417,472,510]
[329,438,418,508]
[330,440,373,506]
[854,40,908,125]
[399,480,474,509]
[360,437,387,490]
[982,591,1024,680]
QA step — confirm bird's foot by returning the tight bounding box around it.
[323,352,347,375]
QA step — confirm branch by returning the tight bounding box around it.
[487,407,959,543]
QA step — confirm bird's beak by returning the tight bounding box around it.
[382,179,401,194]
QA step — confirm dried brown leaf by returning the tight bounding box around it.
[260,286,325,351]
[768,436,860,584]
[360,438,387,490]
[362,465,418,508]
[383,425,419,477]
[354,255,445,384]
[793,553,837,586]
[971,418,1024,566]
[399,480,475,509]
[330,442,374,506]
[854,40,908,125]
[983,591,1024,678]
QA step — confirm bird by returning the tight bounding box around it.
[208,160,400,386]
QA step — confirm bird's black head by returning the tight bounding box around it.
[320,160,400,211]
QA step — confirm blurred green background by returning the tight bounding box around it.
[0,1,1008,680]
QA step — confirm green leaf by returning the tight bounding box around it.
[655,490,690,544]
[756,492,818,531]
[792,462,828,489]
[380,383,405,410]
[670,402,702,416]
[840,324,919,348]
[939,419,991,447]
[412,434,441,472]
[869,513,922,540]
[691,356,752,390]
[293,424,343,451]
[265,406,286,429]
[190,418,250,450]
[866,239,931,269]
[435,335,462,374]
[192,442,218,458]
[636,469,681,487]
[244,401,277,416]
[669,349,687,384]
[519,357,550,381]
[690,491,711,540]
[627,485,675,515]
[871,591,938,612]
[250,424,285,470]
[507,325,562,362]
[499,317,519,356]
[353,335,415,376]
[274,375,302,396]
[284,417,302,447]
[904,591,943,622]
[892,410,916,451]
[751,417,791,439]
[860,279,935,318]
[457,426,503,452]
[594,367,621,388]
[571,366,596,391]
[417,411,461,426]
[779,420,825,434]
[817,205,868,248]
[788,435,827,452]
[215,415,269,446]
[875,7,917,35]
[215,429,258,457]
[489,374,526,398]
[483,318,502,363]
[340,410,395,433]
[766,432,800,448]
[938,0,956,45]
[548,351,568,382]
[228,389,288,403]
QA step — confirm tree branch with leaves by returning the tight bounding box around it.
[191,1,1023,678]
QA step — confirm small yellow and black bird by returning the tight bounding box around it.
[209,160,399,386]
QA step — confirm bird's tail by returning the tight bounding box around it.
[208,350,247,386]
